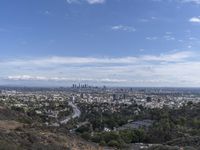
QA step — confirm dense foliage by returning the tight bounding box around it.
[76,102,200,149]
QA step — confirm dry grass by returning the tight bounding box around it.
[0,120,23,130]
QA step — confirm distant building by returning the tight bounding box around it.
[113,94,117,100]
[104,127,111,132]
[123,94,126,99]
[146,97,152,102]
[80,93,84,99]
[117,119,154,131]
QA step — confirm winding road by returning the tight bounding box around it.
[60,101,81,124]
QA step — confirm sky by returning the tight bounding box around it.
[0,0,200,87]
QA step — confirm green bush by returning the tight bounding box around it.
[99,140,106,146]
[107,140,120,147]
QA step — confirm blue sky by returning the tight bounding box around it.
[0,0,200,87]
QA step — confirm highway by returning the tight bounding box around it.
[60,101,81,124]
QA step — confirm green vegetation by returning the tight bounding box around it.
[78,103,143,131]
[91,129,147,148]
[76,102,200,149]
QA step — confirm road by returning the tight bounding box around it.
[60,101,81,124]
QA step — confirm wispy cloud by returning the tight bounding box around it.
[181,0,200,4]
[1,51,199,87]
[7,75,125,83]
[66,0,80,4]
[66,0,105,4]
[86,0,105,4]
[111,25,136,32]
[44,10,51,15]
[163,35,175,41]
[0,51,192,67]
[146,33,176,41]
[146,37,158,40]
[153,0,200,5]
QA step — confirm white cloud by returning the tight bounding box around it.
[86,0,105,4]
[1,51,200,86]
[111,25,136,32]
[6,75,126,83]
[189,17,200,23]
[0,51,192,67]
[66,0,105,4]
[141,51,193,62]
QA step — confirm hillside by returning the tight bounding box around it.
[0,104,103,150]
